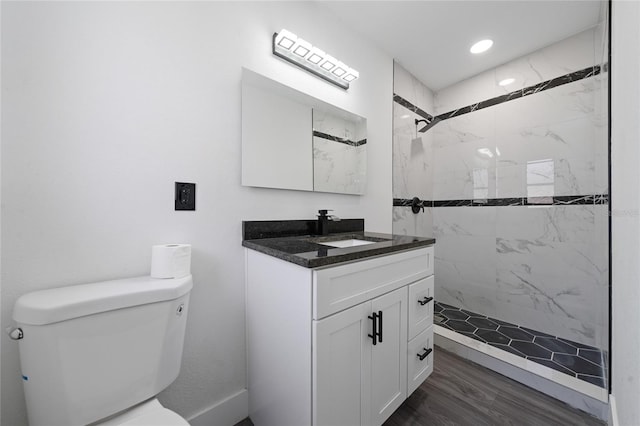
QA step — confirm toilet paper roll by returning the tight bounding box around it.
[150,244,191,279]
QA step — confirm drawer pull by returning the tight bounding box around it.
[368,311,383,345]
[368,312,378,345]
[417,347,432,361]
[418,296,433,306]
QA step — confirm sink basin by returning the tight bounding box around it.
[319,239,376,248]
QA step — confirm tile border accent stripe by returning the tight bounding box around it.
[313,130,366,146]
[393,65,604,127]
[393,94,434,121]
[435,65,602,121]
[393,194,609,208]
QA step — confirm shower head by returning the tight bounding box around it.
[415,117,441,133]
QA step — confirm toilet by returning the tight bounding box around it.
[10,275,193,426]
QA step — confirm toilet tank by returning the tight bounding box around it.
[12,275,193,426]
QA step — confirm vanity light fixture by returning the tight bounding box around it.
[307,47,325,65]
[499,78,515,86]
[275,29,296,50]
[272,29,359,90]
[332,62,347,77]
[470,39,493,54]
[320,55,337,71]
[292,39,312,58]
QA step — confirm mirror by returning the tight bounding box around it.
[241,68,367,194]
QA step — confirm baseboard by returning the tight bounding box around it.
[188,389,248,426]
[609,394,619,426]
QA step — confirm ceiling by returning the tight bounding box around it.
[318,1,603,91]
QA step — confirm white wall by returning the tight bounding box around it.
[611,1,640,424]
[0,2,3,423]
[0,2,392,425]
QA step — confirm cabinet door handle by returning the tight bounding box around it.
[368,312,378,345]
[417,347,432,361]
[377,310,383,344]
[418,296,433,306]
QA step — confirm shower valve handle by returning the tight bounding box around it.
[411,197,424,214]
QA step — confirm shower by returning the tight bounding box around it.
[392,15,610,418]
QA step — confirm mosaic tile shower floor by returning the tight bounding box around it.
[434,302,607,388]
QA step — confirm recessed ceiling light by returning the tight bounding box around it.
[499,78,515,86]
[470,39,493,54]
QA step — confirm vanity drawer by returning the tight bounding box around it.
[408,275,434,340]
[407,326,434,396]
[313,247,432,320]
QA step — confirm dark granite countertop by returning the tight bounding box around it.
[242,219,435,268]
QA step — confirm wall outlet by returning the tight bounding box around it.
[175,182,196,211]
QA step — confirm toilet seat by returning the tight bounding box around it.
[96,398,189,426]
[112,408,189,426]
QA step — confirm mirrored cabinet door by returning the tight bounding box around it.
[241,68,367,195]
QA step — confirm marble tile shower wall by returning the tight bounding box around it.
[393,27,609,350]
[434,204,608,349]
[433,27,608,349]
[393,62,434,237]
[431,77,606,200]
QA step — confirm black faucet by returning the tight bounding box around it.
[317,209,340,236]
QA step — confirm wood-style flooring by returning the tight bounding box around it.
[234,347,605,426]
[383,348,604,426]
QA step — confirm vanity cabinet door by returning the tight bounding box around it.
[313,301,371,426]
[370,287,408,426]
[313,286,408,426]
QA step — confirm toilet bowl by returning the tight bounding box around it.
[96,399,189,426]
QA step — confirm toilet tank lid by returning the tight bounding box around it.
[13,275,193,325]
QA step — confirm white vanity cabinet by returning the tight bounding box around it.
[314,286,407,426]
[246,245,434,426]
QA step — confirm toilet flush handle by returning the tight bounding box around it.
[6,327,23,340]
